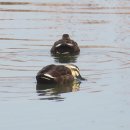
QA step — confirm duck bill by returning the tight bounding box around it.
[77,74,86,81]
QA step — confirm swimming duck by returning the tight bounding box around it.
[51,34,80,55]
[36,64,85,84]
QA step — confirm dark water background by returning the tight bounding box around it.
[0,0,130,129]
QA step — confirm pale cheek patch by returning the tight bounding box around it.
[70,66,79,71]
[71,71,76,79]
[75,71,79,77]
[65,65,80,78]
[71,70,79,79]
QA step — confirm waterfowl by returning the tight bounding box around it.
[51,34,80,55]
[36,64,85,84]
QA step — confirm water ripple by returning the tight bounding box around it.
[0,2,30,5]
[0,0,130,102]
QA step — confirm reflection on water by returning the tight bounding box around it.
[36,82,80,101]
[0,0,130,129]
[0,0,130,100]
[51,53,79,63]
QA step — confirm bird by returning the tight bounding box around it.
[36,64,85,84]
[50,34,80,55]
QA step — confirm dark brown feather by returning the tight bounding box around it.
[36,64,74,84]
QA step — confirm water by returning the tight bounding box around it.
[0,0,130,129]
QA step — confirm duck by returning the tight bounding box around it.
[50,34,80,55]
[36,64,85,84]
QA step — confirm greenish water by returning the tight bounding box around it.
[0,0,130,130]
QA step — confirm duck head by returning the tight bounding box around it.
[65,64,86,81]
[62,34,70,41]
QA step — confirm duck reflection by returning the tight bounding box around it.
[51,53,78,63]
[36,82,80,101]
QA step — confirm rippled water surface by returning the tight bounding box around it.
[0,0,130,129]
